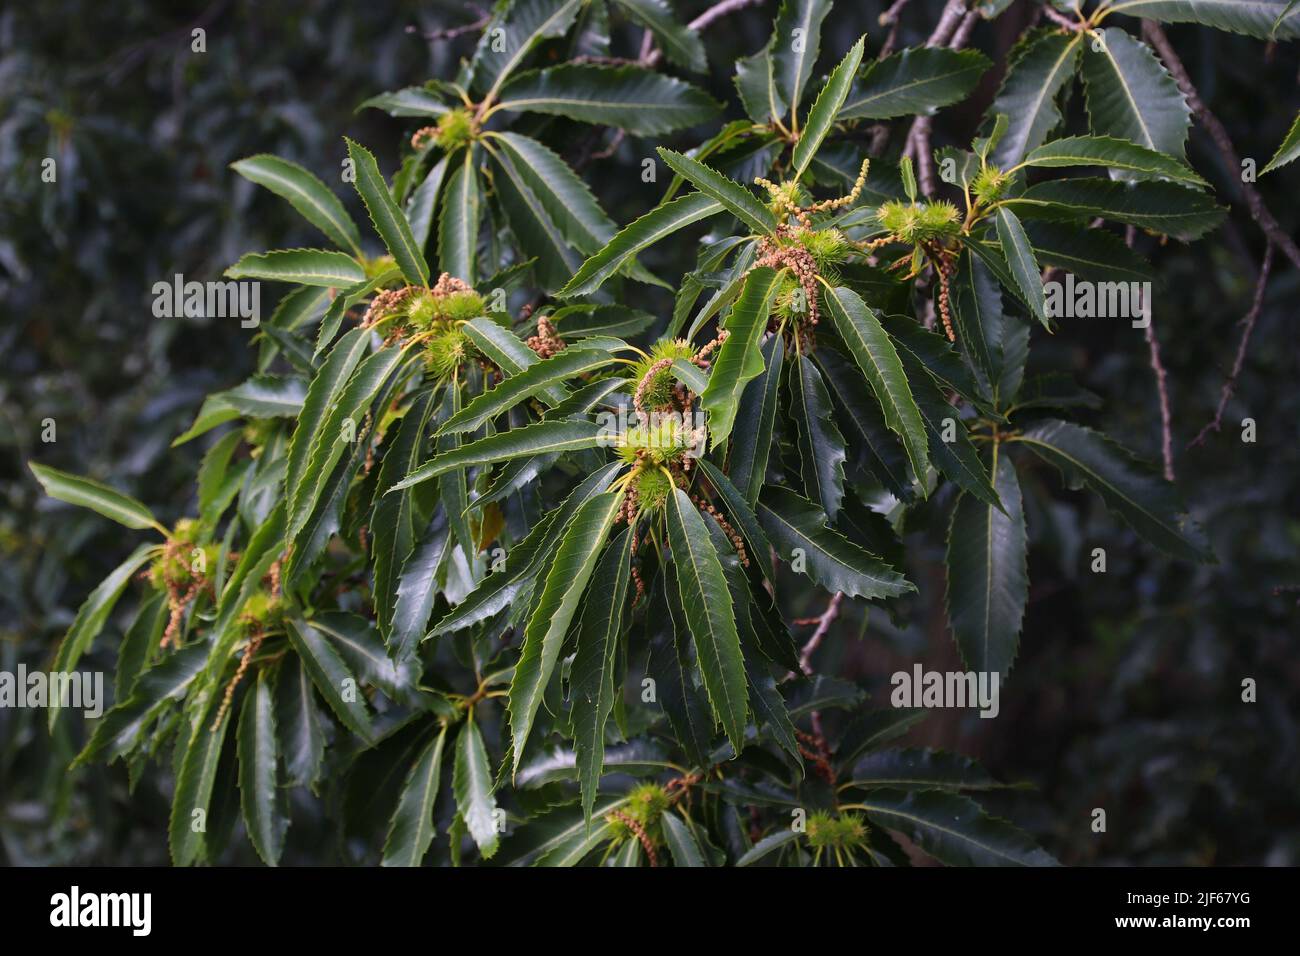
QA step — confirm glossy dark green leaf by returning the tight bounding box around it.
[983,30,1083,169]
[232,154,362,256]
[946,452,1027,676]
[393,419,606,490]
[1081,29,1190,164]
[852,789,1057,866]
[572,527,633,822]
[729,333,785,505]
[439,348,609,435]
[995,207,1048,328]
[469,0,585,98]
[285,618,375,744]
[667,488,747,752]
[771,0,831,114]
[790,350,848,520]
[559,192,723,298]
[821,285,929,482]
[1003,177,1226,241]
[1106,0,1299,38]
[613,0,706,71]
[841,47,990,121]
[438,148,481,285]
[169,707,233,866]
[845,747,1004,792]
[381,724,448,866]
[758,486,913,600]
[497,65,720,134]
[701,267,782,447]
[662,811,708,867]
[390,515,450,663]
[238,668,288,865]
[657,149,777,235]
[454,716,500,858]
[371,391,436,636]
[429,462,621,636]
[275,654,326,791]
[509,490,622,773]
[1015,418,1212,562]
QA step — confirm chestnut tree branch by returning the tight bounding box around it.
[1189,242,1275,448]
[1141,21,1300,273]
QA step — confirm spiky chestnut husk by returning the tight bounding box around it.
[240,590,283,628]
[631,339,695,411]
[628,466,673,512]
[876,200,961,244]
[761,178,810,216]
[437,288,486,322]
[406,288,486,329]
[806,811,870,850]
[424,325,475,378]
[362,254,396,280]
[772,272,810,326]
[616,417,698,467]
[972,165,1012,206]
[800,227,849,273]
[607,783,671,843]
[433,108,476,150]
[149,539,219,591]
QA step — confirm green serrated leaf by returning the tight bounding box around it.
[285,618,375,744]
[1020,135,1205,186]
[995,207,1048,328]
[821,285,929,483]
[29,463,165,534]
[758,486,913,600]
[666,488,748,752]
[345,137,430,286]
[560,192,723,298]
[497,65,720,134]
[232,154,362,255]
[238,668,287,865]
[454,716,501,858]
[382,724,448,866]
[840,46,990,121]
[1014,418,1212,562]
[572,527,633,823]
[438,148,481,285]
[946,452,1026,676]
[657,149,777,235]
[791,37,864,177]
[984,30,1082,168]
[508,490,622,772]
[226,248,365,287]
[1082,28,1190,166]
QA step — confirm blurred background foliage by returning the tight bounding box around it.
[2,0,1297,865]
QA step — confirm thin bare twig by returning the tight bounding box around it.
[797,591,843,675]
[904,1,974,194]
[949,8,980,49]
[1041,4,1085,30]
[691,0,763,32]
[1189,242,1275,448]
[1127,226,1176,481]
[926,0,970,48]
[407,4,490,42]
[641,0,764,67]
[1141,21,1300,274]
[1144,314,1176,481]
[878,0,914,58]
